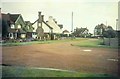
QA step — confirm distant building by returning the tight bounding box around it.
[94,23,107,37]
[74,27,89,37]
[63,30,70,37]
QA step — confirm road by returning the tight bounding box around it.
[2,41,118,76]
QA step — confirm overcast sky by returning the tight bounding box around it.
[1,0,119,33]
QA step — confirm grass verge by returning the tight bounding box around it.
[72,38,119,49]
[2,66,115,77]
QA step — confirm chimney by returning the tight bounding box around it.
[53,19,57,24]
[41,15,44,21]
[38,11,42,23]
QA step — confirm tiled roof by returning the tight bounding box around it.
[2,13,10,21]
[76,28,88,33]
[2,13,20,23]
[95,24,107,29]
[9,14,20,22]
[63,30,69,33]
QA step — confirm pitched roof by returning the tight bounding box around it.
[58,24,63,29]
[32,19,53,29]
[63,30,69,33]
[2,13,10,21]
[7,28,17,33]
[18,29,26,33]
[43,21,53,29]
[9,14,20,22]
[95,24,107,29]
[2,13,20,23]
[76,27,88,33]
[25,21,31,24]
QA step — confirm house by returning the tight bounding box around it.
[74,27,89,37]
[46,16,63,39]
[63,30,70,37]
[24,21,36,40]
[94,23,107,37]
[32,12,53,40]
[32,12,63,40]
[2,13,26,40]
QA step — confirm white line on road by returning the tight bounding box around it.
[107,58,118,62]
[31,67,76,72]
[83,50,92,52]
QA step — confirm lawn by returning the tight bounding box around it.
[2,66,115,77]
[72,38,119,49]
[1,38,84,46]
[1,38,118,49]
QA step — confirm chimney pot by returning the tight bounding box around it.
[41,15,44,21]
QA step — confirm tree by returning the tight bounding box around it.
[103,26,116,38]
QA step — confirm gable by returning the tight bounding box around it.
[47,17,62,33]
[9,14,20,22]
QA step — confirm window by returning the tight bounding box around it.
[38,23,41,27]
[17,24,21,29]
[10,33,12,37]
[21,34,26,38]
[10,24,15,29]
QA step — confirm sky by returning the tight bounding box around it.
[1,0,119,33]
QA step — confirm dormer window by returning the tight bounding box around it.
[10,24,15,29]
[17,24,21,29]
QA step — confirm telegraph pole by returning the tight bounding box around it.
[71,12,73,33]
[71,12,73,39]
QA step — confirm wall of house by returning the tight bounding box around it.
[42,22,51,33]
[15,16,25,29]
[47,16,62,34]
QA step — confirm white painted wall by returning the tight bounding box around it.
[42,22,51,33]
[47,16,62,34]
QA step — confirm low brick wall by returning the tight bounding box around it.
[103,38,119,47]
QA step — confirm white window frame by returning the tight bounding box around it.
[9,33,14,39]
[10,24,15,29]
[17,24,21,29]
